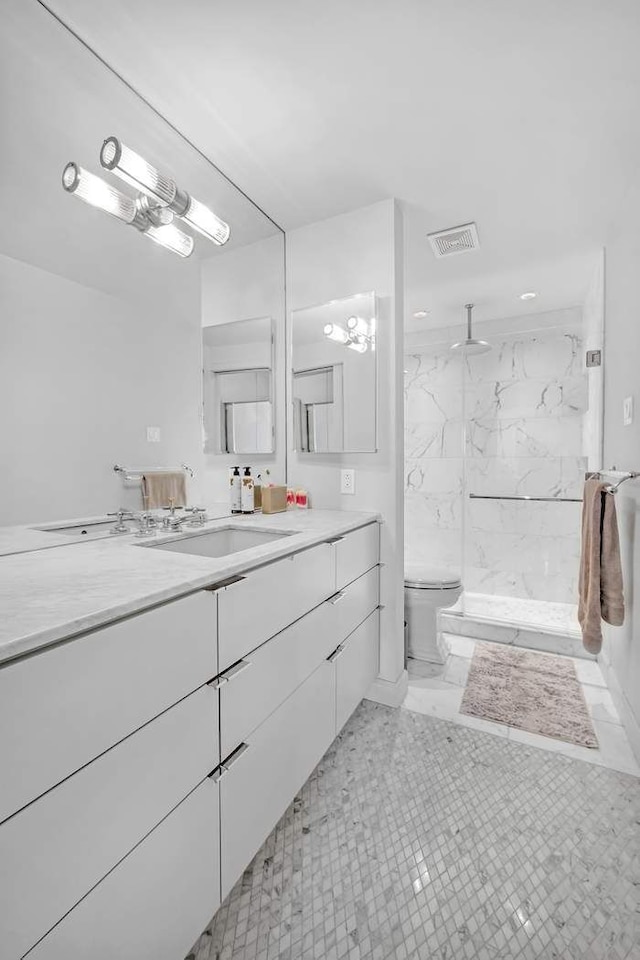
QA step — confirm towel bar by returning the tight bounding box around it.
[113,463,195,483]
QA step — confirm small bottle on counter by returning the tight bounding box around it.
[286,488,296,508]
[230,466,242,514]
[295,488,309,509]
[241,467,255,514]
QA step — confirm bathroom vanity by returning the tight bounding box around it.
[0,511,380,960]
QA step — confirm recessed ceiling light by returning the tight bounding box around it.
[413,310,429,318]
[520,291,537,301]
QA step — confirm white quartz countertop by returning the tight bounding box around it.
[0,509,379,665]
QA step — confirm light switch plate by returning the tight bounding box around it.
[623,397,634,427]
[340,469,355,495]
[146,426,161,443]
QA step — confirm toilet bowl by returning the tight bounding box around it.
[404,564,463,664]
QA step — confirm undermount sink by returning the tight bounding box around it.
[147,526,293,559]
[36,519,134,540]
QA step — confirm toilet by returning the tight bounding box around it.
[404,564,463,664]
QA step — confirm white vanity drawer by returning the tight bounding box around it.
[0,684,218,960]
[219,598,338,759]
[26,775,220,960]
[0,589,217,824]
[335,609,380,732]
[216,541,334,670]
[333,522,379,590]
[218,565,379,758]
[332,565,379,642]
[220,659,336,899]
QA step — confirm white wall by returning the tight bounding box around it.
[0,253,204,525]
[287,199,405,703]
[201,234,286,503]
[600,174,640,760]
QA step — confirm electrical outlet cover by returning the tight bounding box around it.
[341,469,355,495]
[623,397,634,427]
[146,426,161,443]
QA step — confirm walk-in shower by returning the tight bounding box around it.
[404,299,604,658]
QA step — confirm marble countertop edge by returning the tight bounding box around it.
[0,509,380,666]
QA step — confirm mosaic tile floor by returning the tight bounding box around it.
[187,701,640,960]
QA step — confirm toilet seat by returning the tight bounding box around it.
[404,564,462,590]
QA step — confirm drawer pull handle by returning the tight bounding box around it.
[206,574,247,592]
[328,591,346,605]
[221,659,251,681]
[207,676,228,691]
[327,644,344,663]
[325,536,346,546]
[208,766,223,783]
[221,742,250,772]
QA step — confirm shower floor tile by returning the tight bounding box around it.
[188,701,640,960]
[406,636,640,777]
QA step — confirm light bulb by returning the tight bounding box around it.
[324,323,350,344]
[346,316,370,337]
[100,137,177,206]
[179,195,230,245]
[143,222,194,258]
[62,162,137,223]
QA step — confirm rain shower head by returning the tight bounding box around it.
[450,303,491,355]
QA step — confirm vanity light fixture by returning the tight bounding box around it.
[347,337,368,353]
[61,163,137,223]
[63,162,194,258]
[100,137,230,245]
[62,136,230,258]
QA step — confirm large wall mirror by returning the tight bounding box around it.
[0,0,285,527]
[292,292,377,453]
[203,317,275,455]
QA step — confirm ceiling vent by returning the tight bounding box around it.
[427,222,480,258]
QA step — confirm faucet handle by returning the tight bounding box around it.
[108,507,133,519]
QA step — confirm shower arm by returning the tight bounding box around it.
[465,303,473,340]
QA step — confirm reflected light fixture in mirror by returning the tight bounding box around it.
[324,323,350,344]
[100,137,230,245]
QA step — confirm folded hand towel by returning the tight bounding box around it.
[578,478,624,655]
[142,471,187,510]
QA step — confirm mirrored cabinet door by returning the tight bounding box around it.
[292,292,377,453]
[203,318,275,455]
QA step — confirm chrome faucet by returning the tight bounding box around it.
[162,498,185,529]
[134,512,157,538]
[186,506,207,527]
[107,508,134,534]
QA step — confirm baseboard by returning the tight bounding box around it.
[366,670,408,708]
[599,655,640,766]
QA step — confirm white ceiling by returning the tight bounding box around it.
[42,0,640,327]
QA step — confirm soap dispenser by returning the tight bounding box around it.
[230,466,242,514]
[241,467,255,514]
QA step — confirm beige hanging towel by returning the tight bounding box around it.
[141,471,187,510]
[578,478,624,655]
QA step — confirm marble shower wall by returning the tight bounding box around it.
[405,315,588,604]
